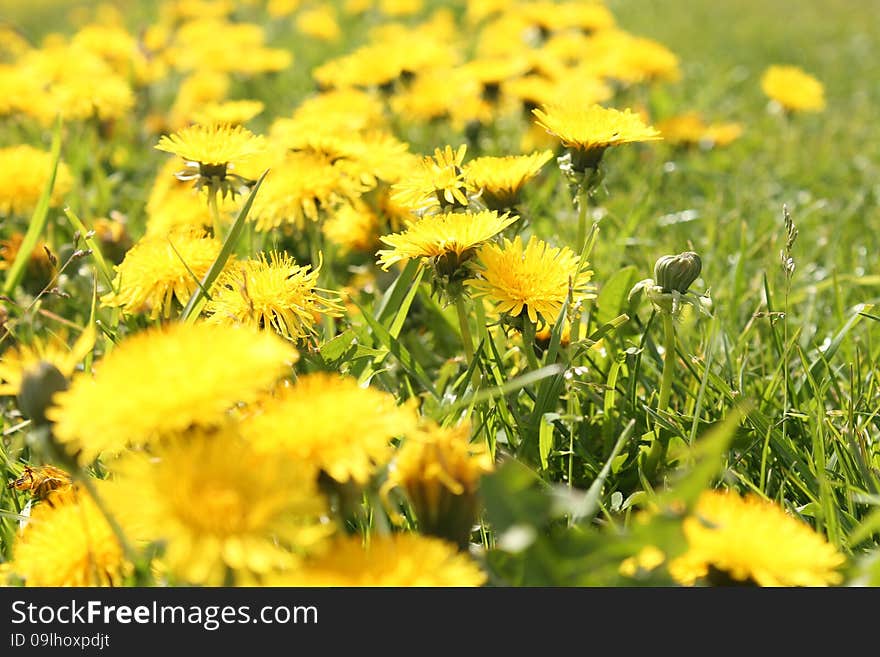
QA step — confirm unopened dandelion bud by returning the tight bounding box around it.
[654,251,702,294]
[17,362,69,428]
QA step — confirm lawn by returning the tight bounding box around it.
[1,0,879,587]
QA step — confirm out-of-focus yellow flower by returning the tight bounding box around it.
[761,65,826,112]
[8,489,131,586]
[669,490,846,586]
[0,145,73,217]
[100,230,223,320]
[241,372,420,486]
[108,424,327,585]
[275,533,487,586]
[47,322,297,463]
[384,420,493,547]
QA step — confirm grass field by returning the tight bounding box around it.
[1,0,879,587]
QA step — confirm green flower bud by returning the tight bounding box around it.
[654,251,702,293]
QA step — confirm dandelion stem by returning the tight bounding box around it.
[208,190,222,240]
[455,295,475,367]
[644,310,676,478]
[575,183,589,254]
[520,319,542,371]
[657,311,676,413]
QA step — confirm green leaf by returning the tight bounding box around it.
[539,412,560,470]
[596,265,638,326]
[657,403,749,508]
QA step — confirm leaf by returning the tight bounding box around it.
[596,265,638,326]
[539,412,560,470]
[657,403,749,509]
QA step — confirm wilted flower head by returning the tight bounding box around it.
[384,421,494,548]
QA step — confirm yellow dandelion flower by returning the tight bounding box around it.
[165,19,292,75]
[241,372,420,485]
[167,70,231,131]
[467,235,596,325]
[155,123,266,197]
[0,326,95,397]
[291,88,388,134]
[187,99,265,127]
[313,43,405,90]
[668,490,846,587]
[100,230,223,320]
[108,425,326,585]
[8,489,131,586]
[379,0,423,17]
[761,65,826,112]
[15,43,135,124]
[657,112,744,148]
[268,0,304,17]
[296,5,341,42]
[619,546,666,578]
[384,420,494,548]
[533,103,662,170]
[463,150,553,210]
[0,144,73,217]
[47,322,297,464]
[376,209,517,272]
[205,250,345,341]
[277,533,486,586]
[323,200,380,254]
[248,150,366,232]
[390,144,473,214]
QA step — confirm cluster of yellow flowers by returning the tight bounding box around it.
[0,0,841,589]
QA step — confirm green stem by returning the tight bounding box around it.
[575,184,589,254]
[455,295,475,366]
[644,311,676,478]
[520,318,542,371]
[657,311,676,413]
[208,190,222,240]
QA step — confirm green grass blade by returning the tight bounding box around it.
[180,170,268,322]
[63,207,117,292]
[2,117,63,297]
